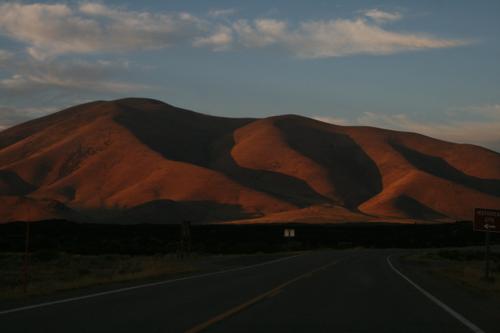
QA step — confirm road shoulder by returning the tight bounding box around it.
[394,251,500,333]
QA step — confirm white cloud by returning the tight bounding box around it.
[0,3,467,60]
[0,3,205,60]
[362,9,402,24]
[314,107,500,152]
[231,17,466,58]
[360,112,500,151]
[312,116,351,126]
[193,26,233,50]
[233,19,288,48]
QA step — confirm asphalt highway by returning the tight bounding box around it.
[0,249,497,333]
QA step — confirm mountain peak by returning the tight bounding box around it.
[111,97,172,109]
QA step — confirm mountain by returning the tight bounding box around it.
[0,98,499,224]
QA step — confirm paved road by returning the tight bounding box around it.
[0,249,497,333]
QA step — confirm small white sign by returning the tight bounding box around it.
[284,228,295,238]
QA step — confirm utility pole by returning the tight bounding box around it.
[22,221,31,293]
[484,227,491,281]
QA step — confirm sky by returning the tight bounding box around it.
[0,0,499,152]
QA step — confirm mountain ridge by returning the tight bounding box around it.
[0,98,499,224]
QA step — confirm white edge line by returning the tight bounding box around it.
[386,255,485,333]
[0,253,303,316]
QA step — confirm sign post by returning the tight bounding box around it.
[485,230,491,281]
[284,228,295,251]
[473,208,500,282]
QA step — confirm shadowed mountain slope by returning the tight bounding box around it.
[274,116,382,208]
[390,142,500,197]
[0,170,36,195]
[0,98,499,224]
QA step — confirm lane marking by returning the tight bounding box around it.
[386,255,484,333]
[0,253,304,316]
[185,259,339,333]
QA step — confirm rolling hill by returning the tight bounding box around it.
[0,98,499,224]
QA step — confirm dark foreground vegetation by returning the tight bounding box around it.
[1,220,497,255]
[0,252,196,299]
[407,249,500,294]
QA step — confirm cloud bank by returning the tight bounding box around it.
[0,3,475,135]
[0,3,203,60]
[227,17,465,58]
[0,3,467,59]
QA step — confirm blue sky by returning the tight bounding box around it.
[0,0,499,151]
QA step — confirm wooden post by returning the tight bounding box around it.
[484,229,491,281]
[22,221,31,293]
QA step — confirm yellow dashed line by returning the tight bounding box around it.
[185,259,339,333]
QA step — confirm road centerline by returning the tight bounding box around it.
[386,255,485,333]
[185,258,340,333]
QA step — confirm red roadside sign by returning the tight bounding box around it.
[474,208,500,233]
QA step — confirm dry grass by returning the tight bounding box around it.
[0,251,196,300]
[407,249,500,294]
